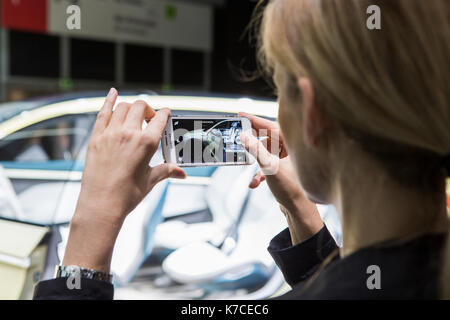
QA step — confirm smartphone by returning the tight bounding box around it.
[162,115,253,167]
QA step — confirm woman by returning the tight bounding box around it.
[33,0,449,299]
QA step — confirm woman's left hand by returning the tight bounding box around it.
[63,88,186,273]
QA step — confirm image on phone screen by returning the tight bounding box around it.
[172,118,247,165]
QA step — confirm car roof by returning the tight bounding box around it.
[0,94,278,139]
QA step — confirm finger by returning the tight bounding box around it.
[143,108,171,143]
[241,131,273,164]
[239,112,286,158]
[124,100,156,130]
[241,131,279,175]
[249,170,266,189]
[249,171,262,188]
[92,88,118,135]
[238,112,279,132]
[147,163,186,190]
[109,102,131,127]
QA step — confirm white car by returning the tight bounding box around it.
[0,92,342,300]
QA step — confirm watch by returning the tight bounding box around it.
[54,265,114,284]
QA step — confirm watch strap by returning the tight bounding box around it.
[54,265,113,284]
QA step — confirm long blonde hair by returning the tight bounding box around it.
[257,0,450,297]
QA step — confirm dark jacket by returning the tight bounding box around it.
[33,226,445,300]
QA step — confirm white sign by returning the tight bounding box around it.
[49,0,213,51]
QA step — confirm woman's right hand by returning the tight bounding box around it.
[63,89,185,273]
[239,112,323,244]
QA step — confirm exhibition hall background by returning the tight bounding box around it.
[0,0,272,103]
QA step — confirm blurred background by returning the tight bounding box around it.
[0,0,272,102]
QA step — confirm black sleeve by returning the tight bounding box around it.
[268,225,339,287]
[33,277,114,300]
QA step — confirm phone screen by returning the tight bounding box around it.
[171,118,247,165]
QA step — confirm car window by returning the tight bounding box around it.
[0,114,96,163]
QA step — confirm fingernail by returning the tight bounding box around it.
[108,88,116,97]
[171,170,186,179]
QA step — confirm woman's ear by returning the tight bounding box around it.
[298,77,327,149]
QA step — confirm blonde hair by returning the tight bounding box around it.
[257,0,450,297]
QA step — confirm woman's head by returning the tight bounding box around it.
[257,0,449,297]
[258,0,450,202]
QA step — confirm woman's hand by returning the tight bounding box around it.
[63,88,186,272]
[239,112,323,244]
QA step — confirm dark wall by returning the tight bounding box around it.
[211,0,274,98]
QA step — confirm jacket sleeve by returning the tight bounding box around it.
[33,277,114,300]
[268,225,339,288]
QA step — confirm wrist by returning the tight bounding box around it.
[63,211,124,273]
[280,199,323,245]
[75,192,128,224]
[72,204,125,231]
[278,186,310,215]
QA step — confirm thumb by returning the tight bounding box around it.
[147,164,186,190]
[240,131,279,175]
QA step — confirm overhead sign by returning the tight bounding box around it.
[1,0,213,52]
[1,0,48,33]
[49,0,213,51]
